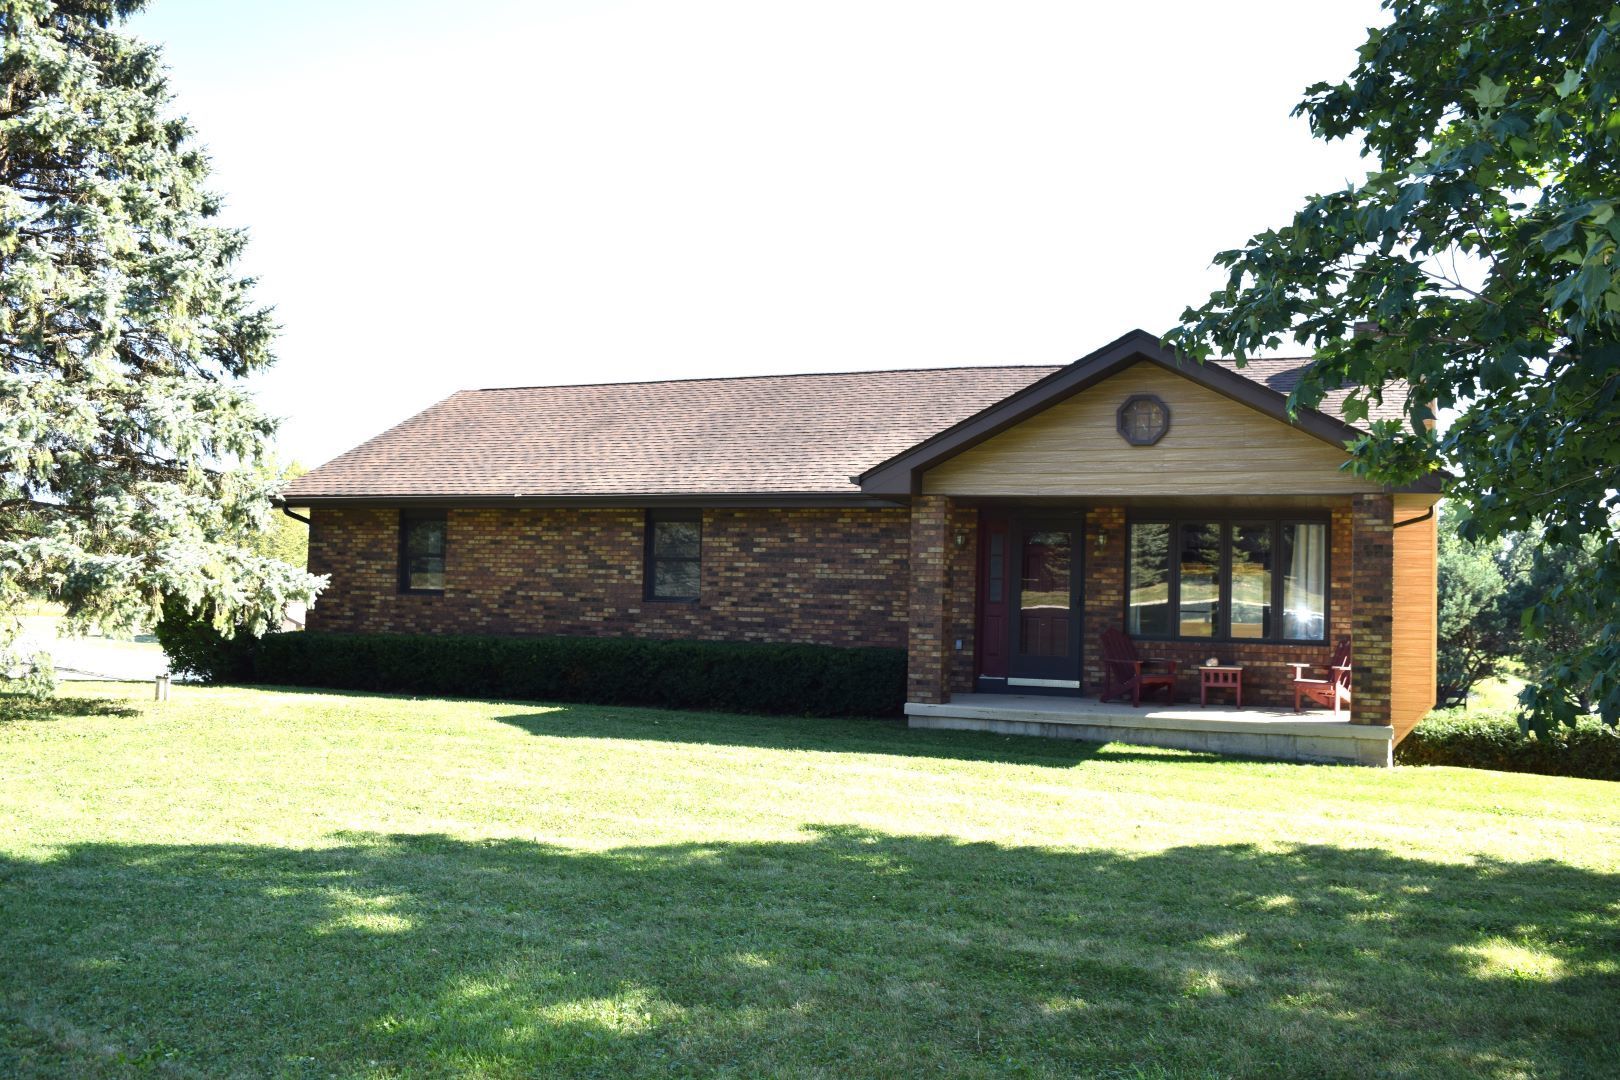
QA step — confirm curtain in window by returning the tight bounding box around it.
[1282,523,1326,640]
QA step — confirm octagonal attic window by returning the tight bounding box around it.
[1117,394,1170,446]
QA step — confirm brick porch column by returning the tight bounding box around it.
[1350,493,1394,726]
[907,495,952,704]
[1083,506,1126,693]
[946,503,980,693]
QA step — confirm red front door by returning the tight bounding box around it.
[976,514,1083,691]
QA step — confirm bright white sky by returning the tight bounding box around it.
[130,0,1388,470]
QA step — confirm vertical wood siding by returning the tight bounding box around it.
[1390,494,1440,741]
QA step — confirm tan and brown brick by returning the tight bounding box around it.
[310,496,1395,720]
[308,506,910,648]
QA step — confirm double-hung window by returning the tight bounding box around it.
[645,510,701,601]
[1127,518,1327,642]
[399,511,447,593]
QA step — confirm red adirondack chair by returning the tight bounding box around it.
[1098,627,1178,707]
[1290,639,1352,718]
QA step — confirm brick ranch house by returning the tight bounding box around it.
[282,330,1440,766]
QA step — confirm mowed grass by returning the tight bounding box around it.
[2,685,1617,1078]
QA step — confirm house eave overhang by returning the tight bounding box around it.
[852,328,1426,497]
[274,491,903,510]
[1392,473,1447,495]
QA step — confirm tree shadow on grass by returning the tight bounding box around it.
[238,684,1234,768]
[2,829,1616,1078]
[494,705,1237,770]
[0,694,137,724]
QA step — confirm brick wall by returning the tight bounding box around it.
[905,495,952,704]
[307,505,910,648]
[904,499,990,698]
[1081,506,1126,692]
[1350,493,1394,726]
[947,503,979,693]
[309,497,1396,721]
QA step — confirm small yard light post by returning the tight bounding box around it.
[154,672,171,702]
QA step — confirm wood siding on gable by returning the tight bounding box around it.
[1390,494,1440,742]
[920,363,1384,497]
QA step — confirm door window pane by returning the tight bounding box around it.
[1177,523,1221,637]
[987,532,1005,603]
[1282,522,1327,640]
[1018,530,1072,658]
[1128,522,1171,636]
[1229,524,1272,639]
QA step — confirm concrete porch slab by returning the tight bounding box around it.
[905,693,1393,766]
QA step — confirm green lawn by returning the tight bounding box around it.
[2,685,1617,1078]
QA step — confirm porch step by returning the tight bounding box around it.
[905,694,1393,767]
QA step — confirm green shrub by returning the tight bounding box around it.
[154,599,256,683]
[1396,708,1620,781]
[248,631,906,717]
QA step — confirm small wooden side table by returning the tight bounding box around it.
[1200,665,1244,708]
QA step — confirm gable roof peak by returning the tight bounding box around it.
[853,330,1400,494]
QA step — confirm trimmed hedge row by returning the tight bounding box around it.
[153,599,256,684]
[1395,709,1620,781]
[246,631,907,717]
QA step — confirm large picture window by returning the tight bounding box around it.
[399,511,447,593]
[645,510,701,601]
[1127,518,1326,642]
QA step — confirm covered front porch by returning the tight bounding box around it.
[905,693,1394,767]
[872,340,1439,766]
[901,490,1433,766]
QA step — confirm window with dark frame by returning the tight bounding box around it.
[1126,518,1327,642]
[645,510,701,601]
[1116,394,1171,445]
[399,511,447,593]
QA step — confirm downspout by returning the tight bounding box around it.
[281,506,311,526]
[1392,505,1435,530]
[1393,396,1444,532]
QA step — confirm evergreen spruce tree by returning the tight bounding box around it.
[1,0,323,692]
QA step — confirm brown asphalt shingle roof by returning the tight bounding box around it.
[283,359,1412,501]
[284,366,1057,500]
[1211,357,1411,426]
